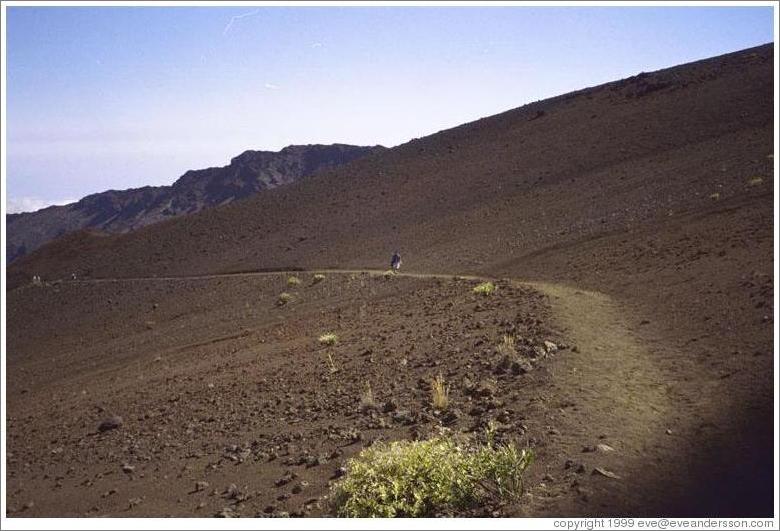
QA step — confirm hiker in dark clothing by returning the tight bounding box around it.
[391,251,402,272]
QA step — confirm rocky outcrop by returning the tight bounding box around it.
[7,144,384,262]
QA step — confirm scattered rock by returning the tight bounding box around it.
[543,341,558,353]
[495,410,512,423]
[495,356,511,374]
[441,408,462,425]
[592,467,621,479]
[121,463,135,473]
[224,484,240,499]
[305,454,328,468]
[476,379,497,397]
[274,471,297,487]
[511,359,533,375]
[194,481,209,492]
[484,398,503,410]
[291,481,308,494]
[392,410,415,425]
[97,416,123,432]
[469,405,485,417]
[128,497,143,508]
[462,375,476,394]
[596,443,615,453]
[216,506,235,518]
[382,399,398,413]
[331,466,347,480]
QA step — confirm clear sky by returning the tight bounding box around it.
[4,4,775,213]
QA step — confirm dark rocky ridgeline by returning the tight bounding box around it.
[6,143,385,263]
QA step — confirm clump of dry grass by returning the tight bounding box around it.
[360,382,375,410]
[277,292,293,306]
[748,176,764,186]
[326,352,339,374]
[287,276,302,286]
[497,335,516,357]
[313,273,326,284]
[709,192,721,200]
[319,332,339,346]
[430,373,450,411]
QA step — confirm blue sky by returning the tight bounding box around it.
[4,5,775,213]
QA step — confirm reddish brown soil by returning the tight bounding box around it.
[6,272,565,517]
[4,43,776,517]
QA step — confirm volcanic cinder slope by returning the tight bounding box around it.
[5,43,775,518]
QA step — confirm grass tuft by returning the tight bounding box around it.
[326,352,339,374]
[277,292,293,306]
[497,335,516,357]
[313,273,326,284]
[287,276,302,286]
[748,176,764,186]
[319,332,339,346]
[430,373,450,411]
[473,282,496,296]
[360,381,375,410]
[330,429,534,517]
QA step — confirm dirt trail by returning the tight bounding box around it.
[34,268,483,285]
[519,282,677,516]
[520,281,773,517]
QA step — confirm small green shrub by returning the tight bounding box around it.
[473,282,496,296]
[319,333,339,346]
[287,276,301,286]
[330,430,534,517]
[313,273,326,284]
[277,292,293,306]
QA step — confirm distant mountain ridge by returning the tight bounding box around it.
[6,143,385,263]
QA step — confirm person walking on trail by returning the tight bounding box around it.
[391,251,402,272]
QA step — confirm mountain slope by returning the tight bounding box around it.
[9,45,772,285]
[6,143,384,263]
